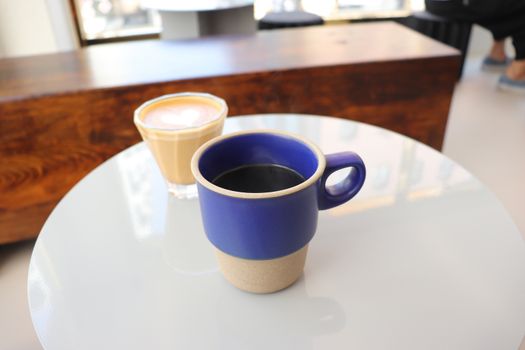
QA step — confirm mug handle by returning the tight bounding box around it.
[317,152,366,210]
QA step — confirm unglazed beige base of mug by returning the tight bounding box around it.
[214,245,308,294]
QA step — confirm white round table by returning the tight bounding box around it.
[28,115,525,350]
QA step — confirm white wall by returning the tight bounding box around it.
[45,0,80,52]
[0,0,78,58]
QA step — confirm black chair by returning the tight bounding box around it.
[400,11,472,79]
[258,11,324,30]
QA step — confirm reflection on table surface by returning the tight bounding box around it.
[28,115,525,350]
[229,115,474,213]
[114,114,475,239]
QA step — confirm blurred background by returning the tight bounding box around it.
[0,0,524,349]
[0,0,425,56]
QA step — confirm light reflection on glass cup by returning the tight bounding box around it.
[134,92,228,199]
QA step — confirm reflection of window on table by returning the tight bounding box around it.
[71,0,161,45]
[255,0,424,21]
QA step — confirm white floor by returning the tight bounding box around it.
[443,57,525,238]
[1,57,524,349]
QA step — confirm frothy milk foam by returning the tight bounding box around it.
[142,101,221,130]
[135,94,226,186]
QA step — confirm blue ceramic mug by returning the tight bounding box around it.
[191,130,366,261]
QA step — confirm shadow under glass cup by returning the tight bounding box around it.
[134,92,228,198]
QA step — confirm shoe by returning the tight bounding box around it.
[481,56,511,73]
[497,75,525,94]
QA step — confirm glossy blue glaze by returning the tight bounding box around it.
[193,131,366,260]
[197,183,318,259]
[318,152,366,210]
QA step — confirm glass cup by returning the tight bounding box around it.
[134,92,228,198]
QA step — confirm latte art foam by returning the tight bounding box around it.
[142,101,221,130]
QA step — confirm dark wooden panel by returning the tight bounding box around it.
[0,22,459,244]
[0,22,458,102]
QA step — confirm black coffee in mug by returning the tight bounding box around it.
[212,164,305,193]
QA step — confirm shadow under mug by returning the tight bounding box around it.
[191,130,366,292]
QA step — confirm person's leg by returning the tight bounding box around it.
[481,39,510,73]
[489,39,507,61]
[425,1,510,70]
[482,4,525,82]
[498,20,525,91]
[506,60,525,80]
[475,0,525,53]
[426,0,525,87]
[506,30,525,80]
[470,1,525,82]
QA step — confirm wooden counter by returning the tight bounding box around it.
[0,22,460,244]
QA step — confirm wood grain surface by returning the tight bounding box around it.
[0,22,460,244]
